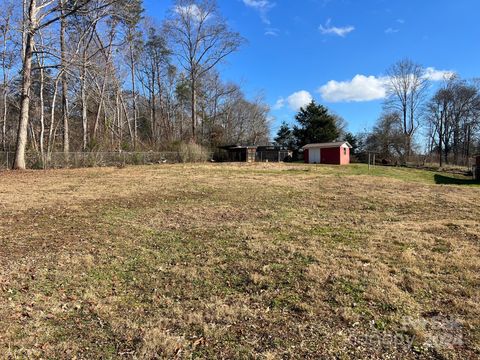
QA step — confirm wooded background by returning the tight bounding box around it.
[0,0,271,169]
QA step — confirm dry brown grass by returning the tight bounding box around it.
[0,163,479,359]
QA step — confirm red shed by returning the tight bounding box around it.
[302,142,352,165]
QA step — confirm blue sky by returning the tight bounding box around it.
[144,0,480,136]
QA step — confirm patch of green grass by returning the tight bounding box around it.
[270,292,306,313]
[287,163,479,186]
[432,239,452,254]
[103,207,139,222]
[338,278,366,304]
[309,225,368,247]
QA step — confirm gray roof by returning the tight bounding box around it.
[302,141,352,149]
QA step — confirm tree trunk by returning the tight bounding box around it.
[129,42,137,149]
[60,2,69,155]
[403,107,408,158]
[179,101,184,139]
[81,59,88,151]
[93,34,113,143]
[115,90,121,150]
[191,75,196,142]
[93,80,106,141]
[438,111,443,168]
[405,134,411,163]
[13,1,36,170]
[2,79,6,151]
[93,66,109,142]
[2,69,7,151]
[465,124,471,166]
[29,122,37,152]
[1,15,9,152]
[119,90,133,143]
[21,0,27,61]
[155,62,163,143]
[38,62,45,161]
[48,77,60,157]
[150,68,156,144]
[453,121,460,165]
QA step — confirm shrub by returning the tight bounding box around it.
[178,142,210,163]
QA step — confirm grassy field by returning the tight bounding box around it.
[0,163,479,359]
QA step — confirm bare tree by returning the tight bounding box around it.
[137,23,171,145]
[426,76,480,166]
[33,37,46,160]
[2,0,272,169]
[165,0,243,141]
[13,0,114,169]
[91,23,116,142]
[385,59,429,162]
[13,0,37,169]
[0,2,16,151]
[59,0,70,155]
[365,112,406,163]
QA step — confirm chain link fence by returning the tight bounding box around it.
[0,152,12,169]
[0,150,214,170]
[255,150,292,162]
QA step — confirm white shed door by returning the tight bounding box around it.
[309,148,320,163]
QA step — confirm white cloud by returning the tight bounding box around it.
[273,98,285,110]
[243,0,271,9]
[319,75,388,103]
[385,18,404,35]
[287,91,313,110]
[273,91,313,111]
[318,68,456,103]
[243,0,275,25]
[319,19,355,37]
[424,67,455,81]
[385,27,400,34]
[264,27,280,36]
[174,4,209,22]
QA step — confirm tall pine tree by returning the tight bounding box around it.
[274,121,295,149]
[293,101,339,147]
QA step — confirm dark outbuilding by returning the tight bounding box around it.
[218,145,257,162]
[217,145,292,163]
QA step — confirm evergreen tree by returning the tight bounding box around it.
[343,132,358,155]
[292,101,339,147]
[274,121,295,149]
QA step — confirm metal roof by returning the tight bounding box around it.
[218,145,258,150]
[302,141,352,149]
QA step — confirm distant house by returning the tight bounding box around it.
[302,141,352,165]
[218,145,292,163]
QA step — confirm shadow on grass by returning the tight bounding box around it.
[434,174,479,186]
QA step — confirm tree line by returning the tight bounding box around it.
[359,59,480,167]
[0,0,271,169]
[275,59,480,168]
